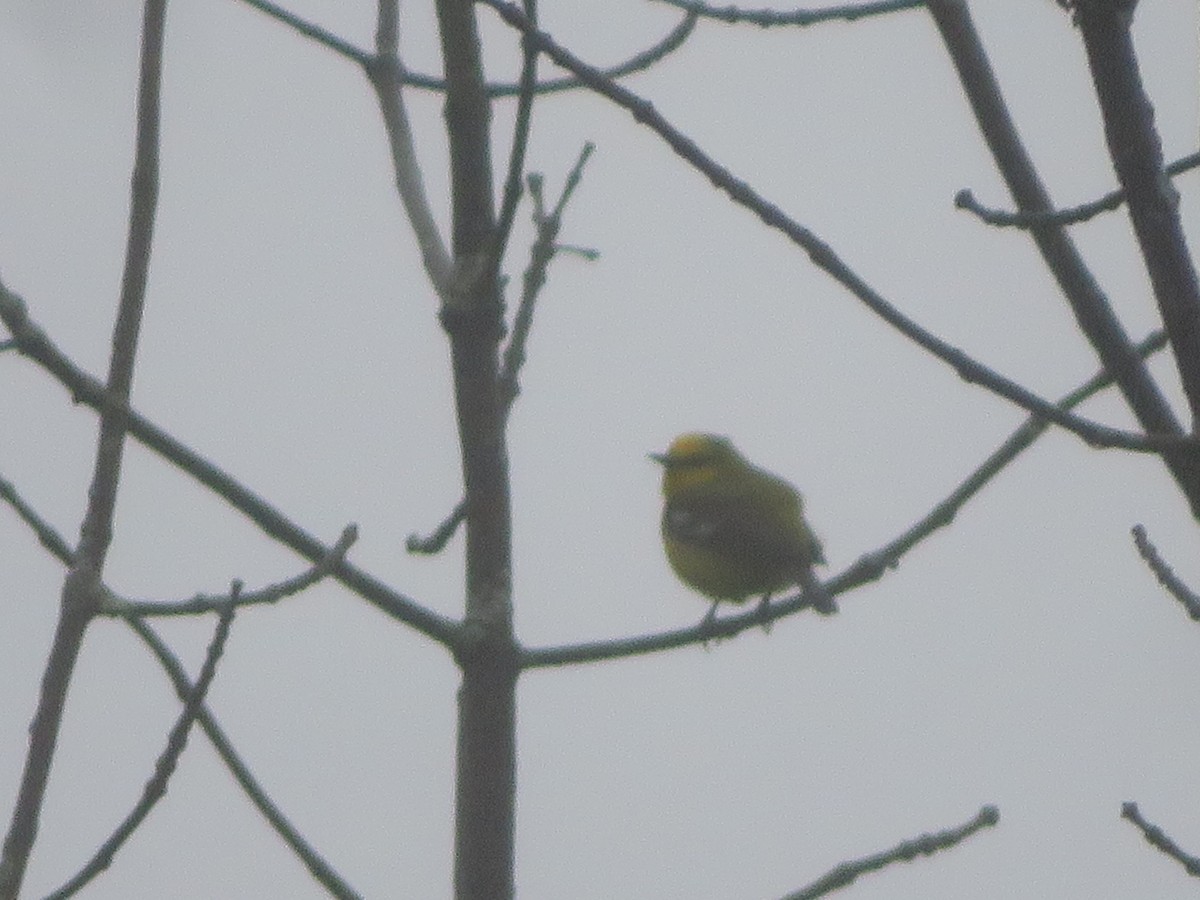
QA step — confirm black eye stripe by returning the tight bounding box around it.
[672,453,716,468]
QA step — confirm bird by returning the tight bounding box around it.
[650,432,835,626]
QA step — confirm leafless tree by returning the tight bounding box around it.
[2,1,1197,898]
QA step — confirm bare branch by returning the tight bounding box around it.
[0,473,75,566]
[849,331,1169,578]
[236,0,697,98]
[47,596,238,900]
[491,0,540,272]
[404,12,699,97]
[407,499,468,554]
[1121,802,1200,878]
[127,618,363,899]
[410,143,597,557]
[0,284,459,646]
[1074,2,1200,423]
[365,2,455,294]
[501,143,596,411]
[521,330,1168,669]
[551,244,600,261]
[2,482,378,898]
[236,0,371,65]
[780,806,1000,900]
[104,525,358,617]
[1131,525,1200,619]
[431,0,520,895]
[476,0,1192,456]
[0,497,355,895]
[0,3,166,892]
[651,0,924,27]
[926,0,1200,517]
[955,149,1200,229]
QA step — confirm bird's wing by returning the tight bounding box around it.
[664,491,819,570]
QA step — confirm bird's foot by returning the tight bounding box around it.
[699,602,720,649]
[756,594,773,634]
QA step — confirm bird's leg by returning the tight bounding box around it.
[699,601,720,650]
[801,569,838,615]
[756,594,773,633]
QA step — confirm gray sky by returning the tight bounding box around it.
[2,1,1199,897]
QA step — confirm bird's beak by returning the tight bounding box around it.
[648,451,669,466]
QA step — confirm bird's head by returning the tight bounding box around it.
[649,433,744,494]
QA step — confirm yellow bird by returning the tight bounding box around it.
[651,433,835,623]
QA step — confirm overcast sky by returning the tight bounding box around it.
[2,1,1199,898]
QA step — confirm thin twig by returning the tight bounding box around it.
[0,474,75,565]
[127,617,363,899]
[407,499,468,554]
[552,244,600,261]
[47,596,238,899]
[651,0,924,26]
[781,806,1000,900]
[406,12,699,97]
[105,525,358,617]
[366,0,455,294]
[500,142,596,411]
[955,149,1200,228]
[0,481,362,897]
[491,0,540,272]
[0,284,459,646]
[1131,525,1200,619]
[521,330,1168,668]
[0,4,166,894]
[1121,802,1200,878]
[477,0,1191,458]
[236,0,697,98]
[0,480,361,897]
[409,144,597,556]
[926,0,1200,518]
[237,0,371,64]
[847,331,1169,578]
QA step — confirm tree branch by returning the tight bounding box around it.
[491,0,539,275]
[407,499,468,555]
[408,143,596,558]
[0,474,75,565]
[128,617,364,899]
[521,329,1168,668]
[1131,524,1200,619]
[237,0,371,65]
[477,0,1191,457]
[0,284,459,646]
[499,143,596,412]
[1121,802,1200,878]
[236,0,698,99]
[47,597,237,900]
[926,0,1200,517]
[651,0,924,26]
[430,0,521,896]
[365,1,456,294]
[410,12,699,97]
[0,4,166,894]
[781,806,1000,900]
[1074,0,1200,424]
[954,149,1200,229]
[0,474,364,898]
[104,525,358,617]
